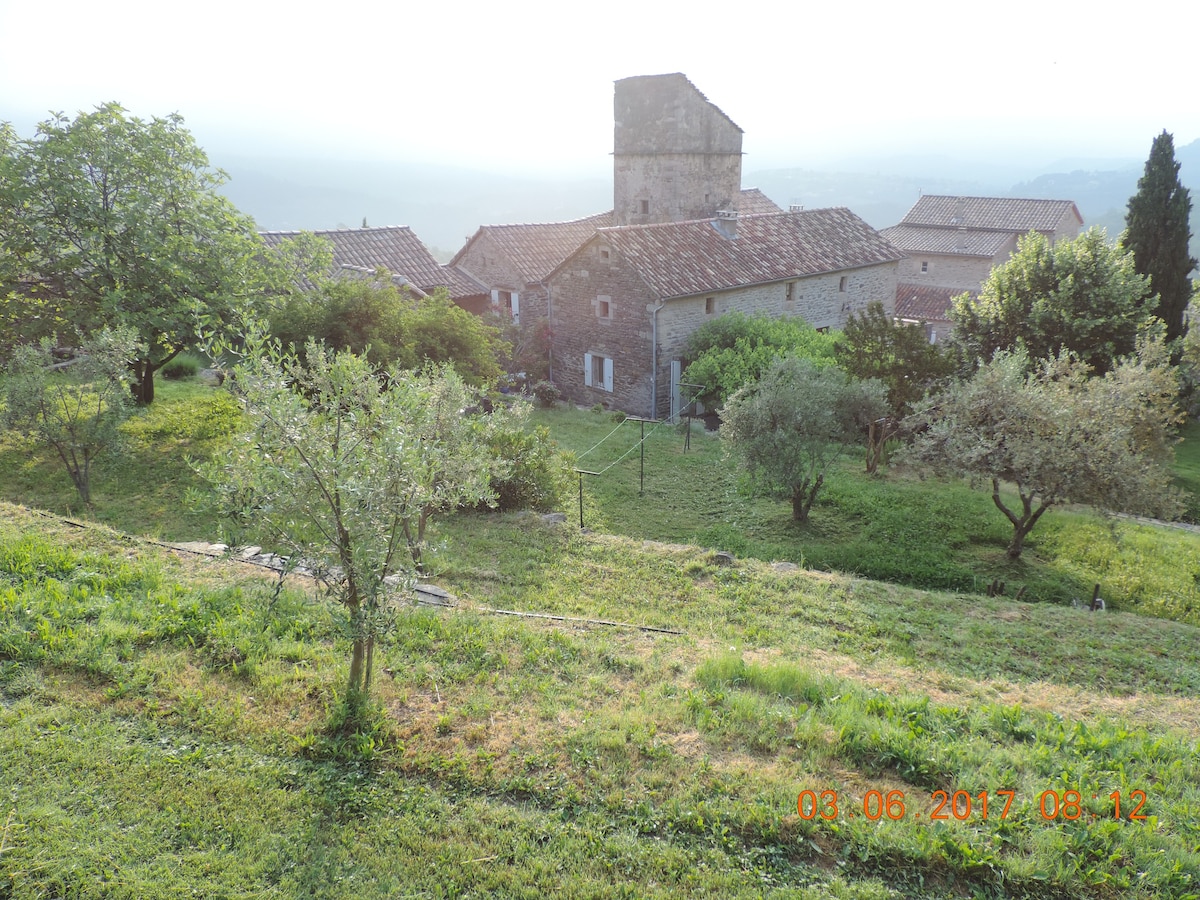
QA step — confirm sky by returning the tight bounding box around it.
[1,0,1197,176]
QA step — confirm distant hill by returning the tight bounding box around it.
[216,155,611,259]
[216,139,1200,262]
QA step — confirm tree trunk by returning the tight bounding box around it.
[347,633,366,696]
[991,479,1050,560]
[131,359,156,405]
[791,474,824,522]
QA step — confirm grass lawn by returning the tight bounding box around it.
[3,504,1200,898]
[4,382,1200,897]
[531,405,1200,625]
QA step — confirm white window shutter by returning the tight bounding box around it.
[511,291,520,324]
[584,352,593,387]
[603,357,613,392]
[490,289,499,308]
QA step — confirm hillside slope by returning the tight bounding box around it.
[3,502,1199,898]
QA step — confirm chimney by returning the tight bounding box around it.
[714,208,738,239]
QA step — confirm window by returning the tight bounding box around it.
[785,281,796,303]
[492,289,520,324]
[705,296,715,315]
[639,199,650,215]
[600,247,610,260]
[838,276,848,292]
[596,295,611,319]
[920,260,929,273]
[583,352,614,392]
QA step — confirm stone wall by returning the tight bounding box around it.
[895,249,1007,292]
[454,231,547,323]
[548,237,657,416]
[549,238,900,418]
[612,74,743,227]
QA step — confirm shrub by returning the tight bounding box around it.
[682,311,839,409]
[270,280,509,387]
[478,403,573,512]
[531,380,561,408]
[160,352,204,380]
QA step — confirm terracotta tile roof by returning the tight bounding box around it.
[881,224,1012,257]
[895,284,973,323]
[452,211,615,286]
[259,226,485,299]
[737,188,783,215]
[898,195,1082,233]
[452,191,780,287]
[583,208,905,300]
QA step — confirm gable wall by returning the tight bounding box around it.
[896,249,1004,291]
[548,241,657,415]
[455,231,548,323]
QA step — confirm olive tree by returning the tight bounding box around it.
[720,356,888,522]
[2,327,140,508]
[904,344,1182,559]
[198,337,494,708]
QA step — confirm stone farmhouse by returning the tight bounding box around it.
[258,225,488,308]
[550,208,904,419]
[882,196,1083,341]
[530,73,903,418]
[449,189,781,328]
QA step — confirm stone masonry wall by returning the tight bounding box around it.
[614,153,743,226]
[548,238,657,417]
[895,249,1006,292]
[653,263,898,417]
[549,242,900,418]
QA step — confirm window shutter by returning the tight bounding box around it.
[603,357,613,393]
[511,291,520,325]
[490,289,499,308]
[584,352,593,387]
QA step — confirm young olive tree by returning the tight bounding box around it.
[2,327,140,508]
[198,337,494,706]
[720,356,888,522]
[904,344,1182,559]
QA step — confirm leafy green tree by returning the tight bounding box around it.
[835,301,956,415]
[270,278,508,387]
[904,345,1182,559]
[199,337,495,708]
[0,104,277,404]
[949,228,1153,374]
[3,328,140,508]
[1123,130,1197,349]
[682,312,839,408]
[720,357,888,522]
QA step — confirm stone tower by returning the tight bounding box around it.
[612,73,744,227]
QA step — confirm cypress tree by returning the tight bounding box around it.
[1123,130,1196,347]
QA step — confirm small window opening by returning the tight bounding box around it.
[705,296,715,315]
[600,247,610,260]
[838,276,848,292]
[639,199,650,215]
[785,281,796,302]
[920,260,929,273]
[597,297,611,318]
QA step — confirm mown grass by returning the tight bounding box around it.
[3,505,1200,898]
[1175,420,1200,522]
[0,379,241,540]
[532,405,1200,624]
[4,383,1200,897]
